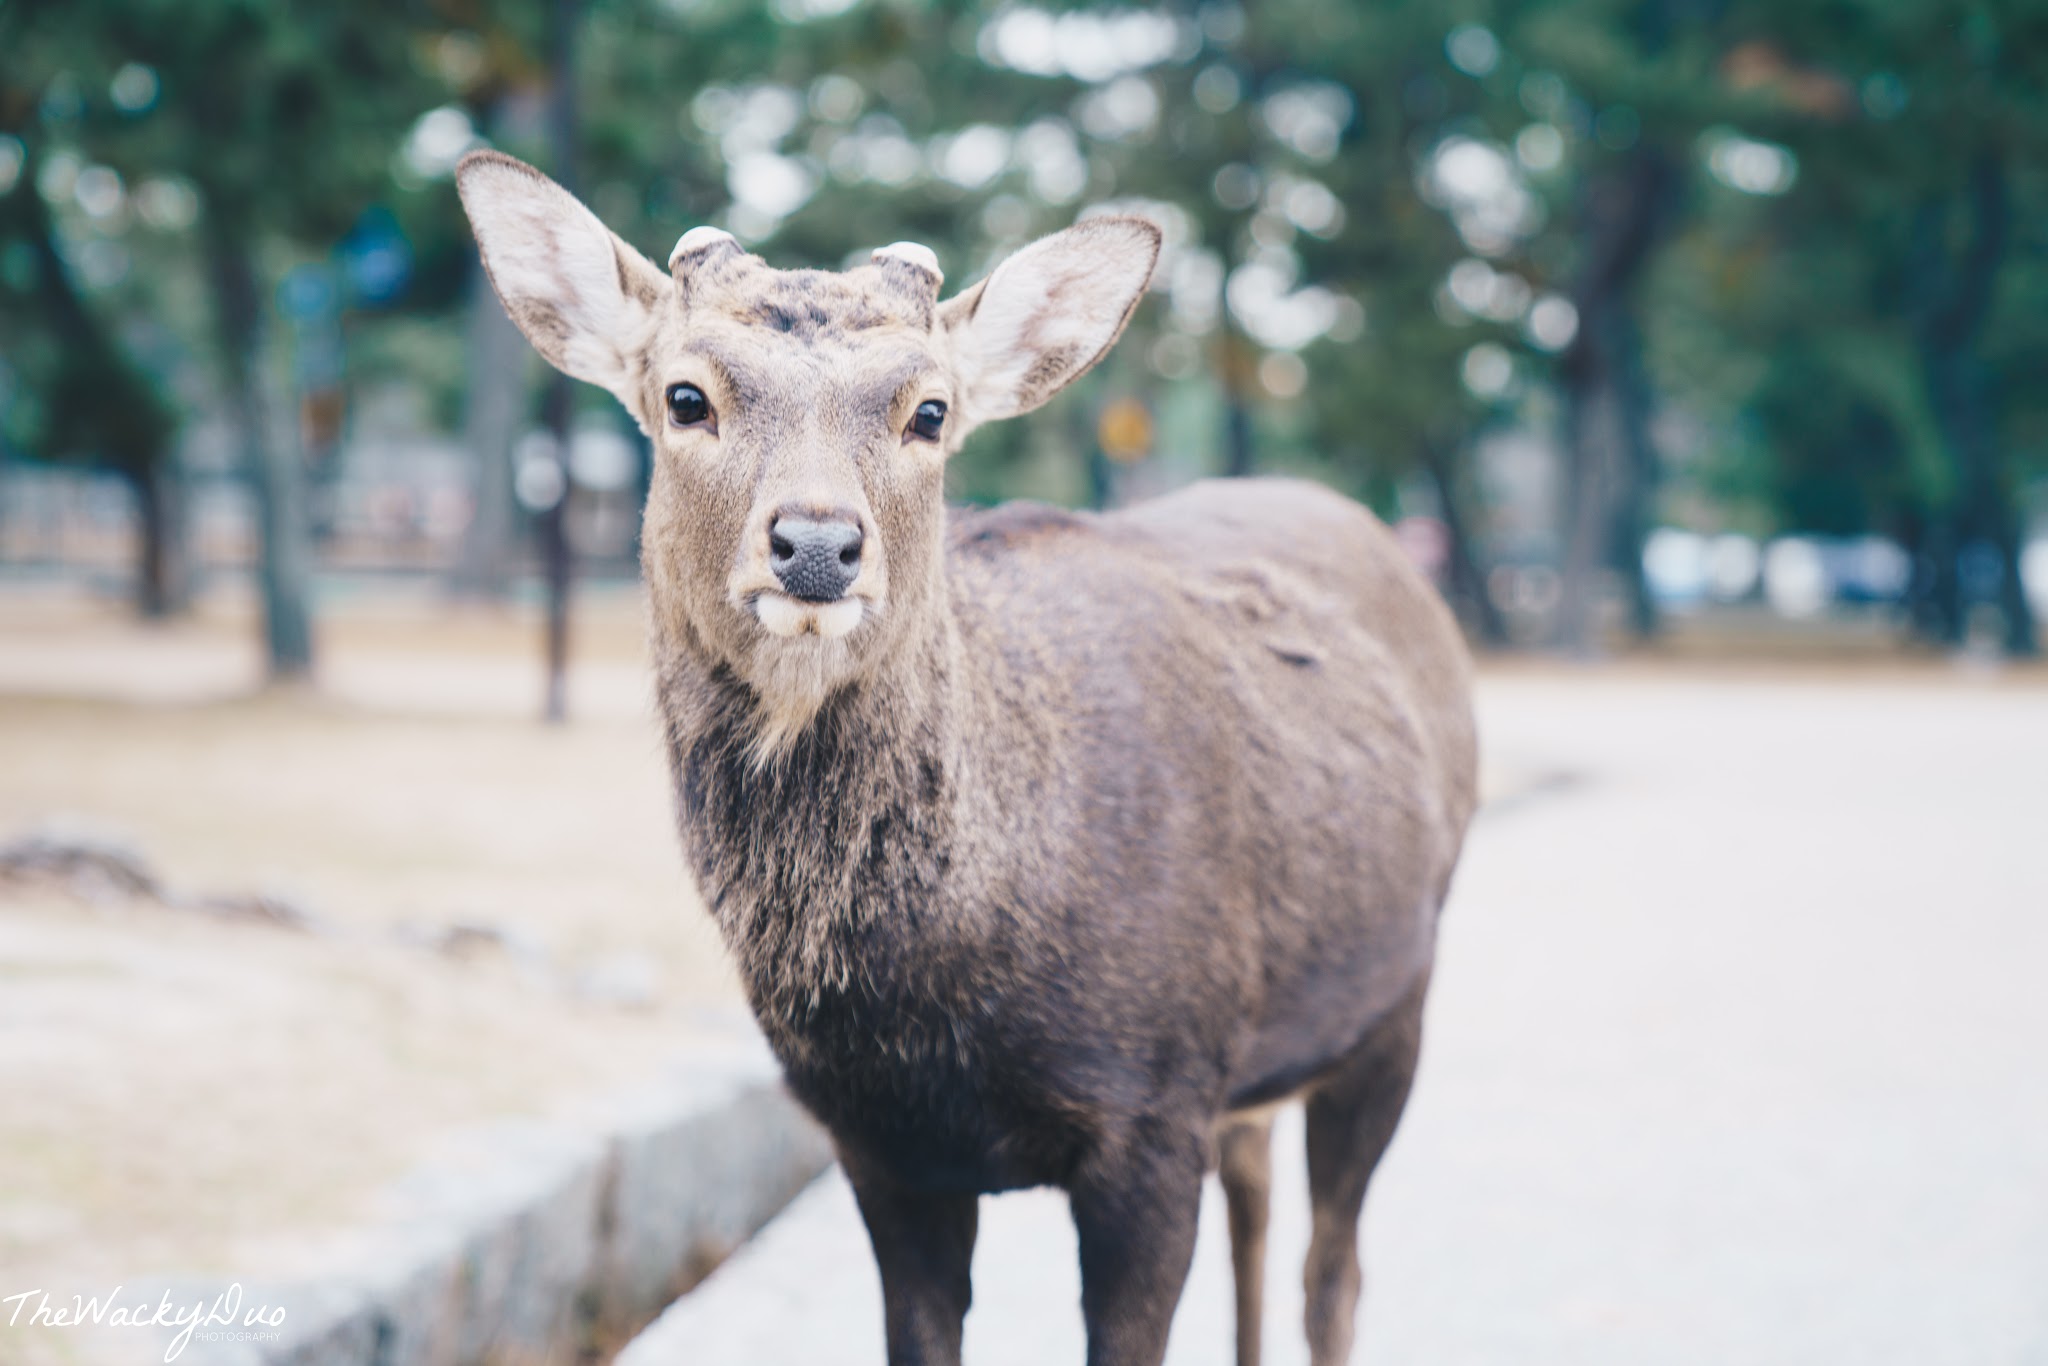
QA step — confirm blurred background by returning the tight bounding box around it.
[4,0,2045,666]
[3,2,2046,1363]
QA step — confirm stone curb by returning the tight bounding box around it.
[100,1047,832,1366]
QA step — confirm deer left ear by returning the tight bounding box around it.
[938,215,1161,424]
[455,150,671,405]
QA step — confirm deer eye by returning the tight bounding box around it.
[666,383,711,428]
[907,400,946,443]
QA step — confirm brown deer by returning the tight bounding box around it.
[457,150,1477,1366]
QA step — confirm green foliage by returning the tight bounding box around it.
[2,0,2044,644]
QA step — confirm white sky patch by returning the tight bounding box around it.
[1702,128,1798,196]
[568,427,639,492]
[1271,174,1344,237]
[809,74,864,124]
[1524,294,1579,352]
[827,115,924,187]
[770,0,861,21]
[402,105,477,181]
[109,62,159,113]
[36,150,80,205]
[1227,255,1343,351]
[697,84,805,163]
[1461,342,1514,398]
[978,8,1192,83]
[1077,75,1160,141]
[132,178,197,231]
[1445,24,1501,77]
[1016,119,1087,203]
[1420,135,1543,255]
[1515,123,1565,173]
[1444,257,1531,324]
[72,165,124,220]
[1169,246,1224,333]
[932,124,1013,190]
[727,151,816,220]
[1261,81,1353,162]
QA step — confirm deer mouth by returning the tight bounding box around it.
[752,591,866,640]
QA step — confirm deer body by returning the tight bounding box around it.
[669,480,1472,1186]
[459,151,1476,1366]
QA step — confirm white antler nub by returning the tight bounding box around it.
[670,225,738,270]
[872,242,943,283]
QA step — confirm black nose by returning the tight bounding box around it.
[769,514,864,602]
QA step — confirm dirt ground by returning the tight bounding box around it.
[2,580,2039,1366]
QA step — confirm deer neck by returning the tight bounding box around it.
[656,571,969,1031]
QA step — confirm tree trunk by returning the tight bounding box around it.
[1909,151,2035,657]
[1608,308,1660,641]
[205,218,315,680]
[1219,321,1256,479]
[453,93,529,601]
[1419,435,1508,646]
[1216,232,1256,479]
[127,460,187,619]
[10,143,184,618]
[1553,144,1676,655]
[453,256,530,598]
[1555,377,1618,656]
[539,0,581,722]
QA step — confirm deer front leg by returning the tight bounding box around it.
[1069,1127,1208,1366]
[847,1163,979,1366]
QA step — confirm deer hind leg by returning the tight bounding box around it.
[1217,1110,1275,1366]
[1301,976,1429,1366]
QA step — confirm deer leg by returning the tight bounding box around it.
[1302,977,1429,1366]
[846,1165,979,1366]
[1217,1111,1275,1366]
[1069,1126,1208,1366]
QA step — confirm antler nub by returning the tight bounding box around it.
[872,242,943,283]
[670,225,739,270]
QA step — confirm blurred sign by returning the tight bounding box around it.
[278,264,345,466]
[1097,397,1153,465]
[277,264,337,323]
[299,387,345,456]
[340,205,412,307]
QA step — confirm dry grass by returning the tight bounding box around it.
[0,584,748,1339]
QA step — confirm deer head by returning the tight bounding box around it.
[456,150,1159,753]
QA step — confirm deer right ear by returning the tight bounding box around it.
[455,150,672,405]
[939,215,1161,424]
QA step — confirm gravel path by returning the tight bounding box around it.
[622,671,2048,1365]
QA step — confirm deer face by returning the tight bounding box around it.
[456,152,1158,750]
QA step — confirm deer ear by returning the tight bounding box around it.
[939,215,1161,423]
[455,150,671,403]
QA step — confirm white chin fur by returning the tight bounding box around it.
[755,594,864,640]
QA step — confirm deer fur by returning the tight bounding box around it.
[458,149,1477,1366]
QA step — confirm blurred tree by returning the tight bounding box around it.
[1651,0,2046,654]
[8,0,2041,667]
[4,0,444,676]
[0,13,185,615]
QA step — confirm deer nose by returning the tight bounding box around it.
[768,514,864,602]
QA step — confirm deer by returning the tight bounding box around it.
[456,149,1477,1366]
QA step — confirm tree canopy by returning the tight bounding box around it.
[2,0,2041,658]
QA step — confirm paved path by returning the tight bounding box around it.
[622,672,2048,1365]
